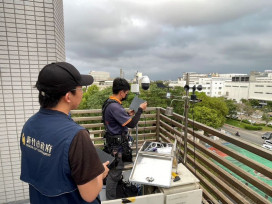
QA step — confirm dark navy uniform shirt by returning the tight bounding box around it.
[104,96,131,135]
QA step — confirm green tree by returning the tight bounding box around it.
[225,99,238,118]
[242,100,254,120]
[188,92,228,128]
[262,112,271,126]
[249,99,259,107]
[240,99,248,104]
[195,93,228,115]
[84,86,113,109]
[78,83,229,129]
[138,82,185,110]
[266,101,272,112]
[78,85,99,109]
[189,106,223,128]
[139,83,169,108]
[236,103,246,122]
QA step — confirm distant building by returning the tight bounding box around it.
[120,68,124,78]
[175,71,272,103]
[181,72,208,81]
[224,73,272,102]
[168,80,182,88]
[176,72,238,97]
[219,73,247,78]
[255,71,272,82]
[93,80,113,90]
[89,71,113,90]
[89,71,111,82]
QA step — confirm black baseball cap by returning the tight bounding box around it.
[36,62,94,95]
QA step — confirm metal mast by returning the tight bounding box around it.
[183,73,190,164]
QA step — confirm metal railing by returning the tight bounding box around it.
[70,107,272,204]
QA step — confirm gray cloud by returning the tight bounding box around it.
[63,0,272,80]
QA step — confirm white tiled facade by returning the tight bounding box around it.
[224,81,272,102]
[0,0,65,203]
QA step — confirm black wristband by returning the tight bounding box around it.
[137,107,143,113]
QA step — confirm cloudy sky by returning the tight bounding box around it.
[63,0,272,80]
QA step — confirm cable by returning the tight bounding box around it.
[170,116,180,174]
[133,111,147,147]
[179,101,187,163]
[191,102,197,175]
[170,116,176,143]
[169,97,187,164]
[143,113,147,141]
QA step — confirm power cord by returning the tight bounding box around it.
[180,105,186,163]
[170,98,187,163]
[142,113,147,141]
[191,102,197,175]
[168,98,187,164]
[132,111,147,147]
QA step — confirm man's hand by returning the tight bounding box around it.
[102,161,110,179]
[140,102,147,111]
[78,160,110,202]
[127,110,135,116]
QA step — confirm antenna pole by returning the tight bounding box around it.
[135,72,139,155]
[183,73,190,164]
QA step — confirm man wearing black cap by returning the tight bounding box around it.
[20,62,109,204]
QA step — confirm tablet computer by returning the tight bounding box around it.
[129,96,146,111]
[95,147,115,165]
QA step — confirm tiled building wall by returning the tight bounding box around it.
[0,0,65,203]
[54,0,65,61]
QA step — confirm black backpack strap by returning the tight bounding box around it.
[102,98,118,125]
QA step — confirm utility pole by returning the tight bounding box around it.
[183,73,190,164]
